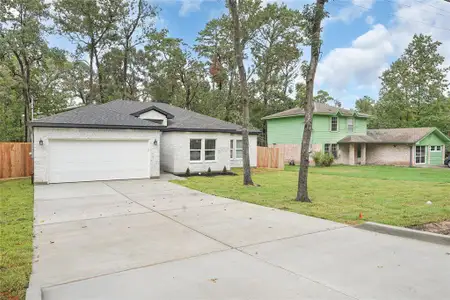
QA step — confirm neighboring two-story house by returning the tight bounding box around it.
[262,102,449,167]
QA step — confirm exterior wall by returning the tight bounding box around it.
[33,127,161,183]
[138,110,167,126]
[417,131,447,166]
[267,115,367,146]
[160,131,257,174]
[416,131,446,146]
[366,144,411,166]
[336,144,349,165]
[229,134,257,168]
[267,117,303,144]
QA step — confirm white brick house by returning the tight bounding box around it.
[31,100,259,184]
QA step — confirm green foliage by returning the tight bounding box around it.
[207,167,212,176]
[372,34,450,133]
[355,96,375,115]
[185,167,191,177]
[312,151,334,167]
[222,166,228,174]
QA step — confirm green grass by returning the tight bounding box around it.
[173,166,450,227]
[0,179,34,300]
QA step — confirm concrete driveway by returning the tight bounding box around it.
[29,177,450,300]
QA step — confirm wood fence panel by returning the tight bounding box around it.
[257,146,284,169]
[269,144,302,164]
[0,143,33,179]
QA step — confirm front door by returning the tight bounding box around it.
[356,144,362,164]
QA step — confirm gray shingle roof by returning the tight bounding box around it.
[262,102,370,120]
[31,104,163,129]
[338,127,439,144]
[32,100,260,134]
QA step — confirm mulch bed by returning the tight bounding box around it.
[410,221,450,235]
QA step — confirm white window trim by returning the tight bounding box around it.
[234,139,244,160]
[330,116,339,132]
[347,118,354,133]
[232,139,243,160]
[189,139,202,162]
[230,140,234,159]
[430,145,442,152]
[415,146,426,164]
[205,139,217,162]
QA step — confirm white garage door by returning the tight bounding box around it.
[48,139,150,183]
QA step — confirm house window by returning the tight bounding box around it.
[236,140,243,159]
[205,139,216,161]
[331,144,338,158]
[431,146,441,152]
[325,143,338,158]
[415,146,426,164]
[190,139,201,161]
[230,140,234,158]
[347,118,353,133]
[331,117,338,132]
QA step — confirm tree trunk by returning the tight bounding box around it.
[122,39,129,100]
[94,49,105,103]
[225,68,235,122]
[88,41,94,104]
[296,0,326,202]
[228,0,254,186]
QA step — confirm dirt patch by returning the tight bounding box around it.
[410,221,450,235]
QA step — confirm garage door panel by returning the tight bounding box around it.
[48,140,150,183]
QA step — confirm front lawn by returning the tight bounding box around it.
[0,179,34,300]
[173,166,450,227]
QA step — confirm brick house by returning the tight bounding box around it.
[263,102,450,167]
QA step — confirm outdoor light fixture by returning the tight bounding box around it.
[39,139,43,146]
[154,139,158,146]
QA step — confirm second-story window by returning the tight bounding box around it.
[331,116,338,132]
[347,118,354,132]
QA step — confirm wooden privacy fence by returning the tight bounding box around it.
[269,144,301,164]
[257,146,284,169]
[0,143,33,179]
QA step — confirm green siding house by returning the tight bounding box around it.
[263,102,450,167]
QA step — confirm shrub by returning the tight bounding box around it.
[185,167,190,176]
[207,167,212,176]
[312,152,334,167]
[322,152,334,167]
[222,166,227,174]
[312,152,323,166]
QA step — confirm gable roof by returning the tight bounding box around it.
[338,127,450,144]
[262,102,370,120]
[31,100,260,134]
[30,104,164,130]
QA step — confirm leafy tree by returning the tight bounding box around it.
[355,95,375,115]
[0,65,24,141]
[118,0,157,99]
[373,34,449,132]
[314,89,333,103]
[53,0,123,103]
[296,0,328,203]
[0,0,50,141]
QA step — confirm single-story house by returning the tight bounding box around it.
[338,127,450,166]
[31,100,259,184]
[263,102,450,167]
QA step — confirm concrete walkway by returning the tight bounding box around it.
[28,178,450,300]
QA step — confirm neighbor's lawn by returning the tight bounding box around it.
[0,179,34,300]
[173,166,450,227]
